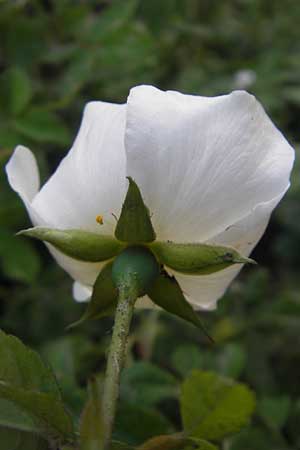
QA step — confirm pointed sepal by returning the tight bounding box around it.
[115,177,156,243]
[68,263,117,328]
[150,241,256,275]
[18,227,125,262]
[147,270,212,341]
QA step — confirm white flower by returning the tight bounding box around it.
[6,85,294,310]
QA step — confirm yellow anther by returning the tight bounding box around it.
[96,215,104,225]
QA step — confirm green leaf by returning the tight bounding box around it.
[0,427,48,450]
[147,270,212,338]
[110,442,135,450]
[13,108,71,145]
[180,370,256,442]
[0,228,40,283]
[82,0,138,43]
[3,67,33,116]
[217,343,246,379]
[150,241,255,275]
[0,381,74,441]
[19,227,125,262]
[258,395,291,430]
[0,329,60,394]
[171,345,203,378]
[138,433,190,450]
[69,263,117,328]
[0,330,74,444]
[185,438,219,450]
[115,402,173,446]
[80,376,104,450]
[121,362,178,407]
[115,177,156,243]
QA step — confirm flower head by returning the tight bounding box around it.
[6,85,294,313]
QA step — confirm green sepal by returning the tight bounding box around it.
[115,177,156,243]
[150,241,256,275]
[19,227,125,262]
[68,263,117,329]
[147,270,212,340]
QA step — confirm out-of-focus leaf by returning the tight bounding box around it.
[13,108,71,145]
[0,228,41,283]
[138,433,191,450]
[0,426,48,450]
[7,67,33,116]
[80,376,104,450]
[171,345,203,377]
[115,402,174,446]
[121,362,178,407]
[216,343,247,379]
[184,438,219,450]
[181,370,255,442]
[258,395,291,430]
[82,0,138,43]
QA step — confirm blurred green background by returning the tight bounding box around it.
[0,1,300,449]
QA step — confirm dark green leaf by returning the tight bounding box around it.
[258,395,291,430]
[184,438,219,450]
[110,441,135,450]
[0,381,74,441]
[171,345,203,378]
[80,376,104,450]
[0,330,74,444]
[216,343,246,379]
[82,0,138,43]
[20,227,125,262]
[69,263,117,328]
[0,228,40,283]
[150,241,255,275]
[0,427,48,450]
[121,362,178,407]
[180,370,255,442]
[13,108,71,145]
[0,329,60,394]
[138,433,190,450]
[115,402,173,446]
[115,177,156,243]
[147,270,211,338]
[7,67,33,116]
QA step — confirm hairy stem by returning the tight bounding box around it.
[102,275,138,450]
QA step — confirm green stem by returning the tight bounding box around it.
[102,275,138,450]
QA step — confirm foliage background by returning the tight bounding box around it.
[0,0,300,448]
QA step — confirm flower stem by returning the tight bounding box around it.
[102,274,138,450]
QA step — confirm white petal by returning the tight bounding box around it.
[73,281,92,303]
[125,85,294,242]
[5,145,40,203]
[32,101,127,235]
[5,145,43,225]
[173,191,285,310]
